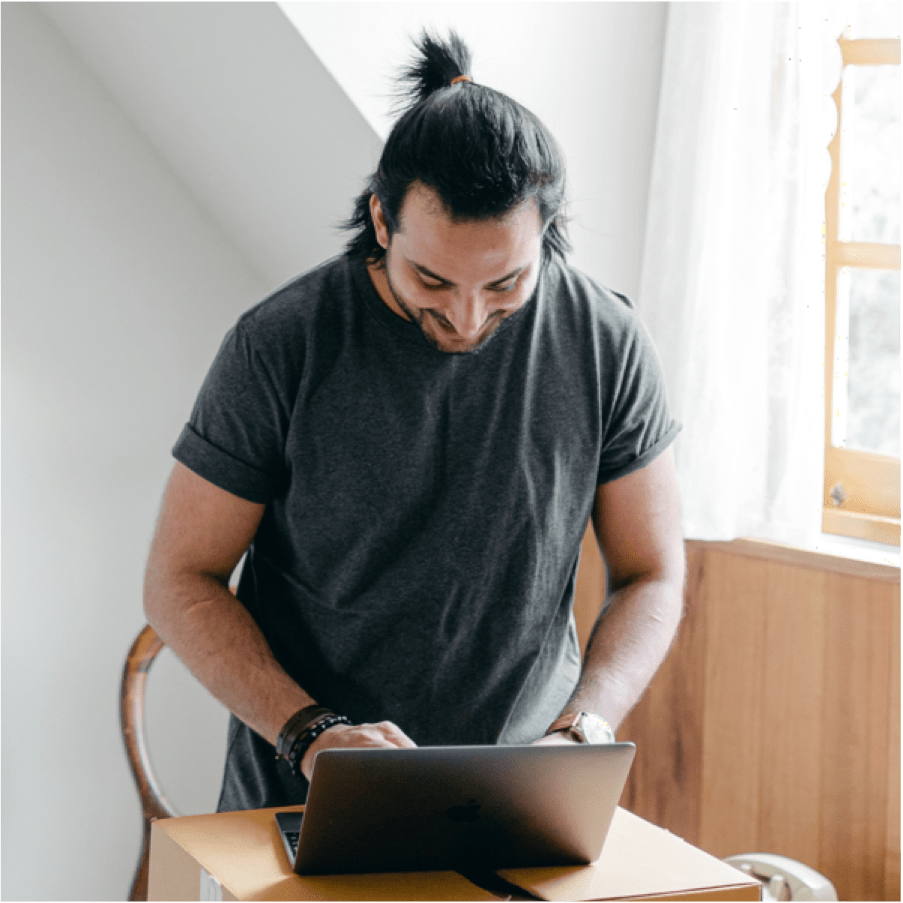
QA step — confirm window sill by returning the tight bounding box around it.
[822,506,900,549]
[813,523,900,570]
[710,536,901,577]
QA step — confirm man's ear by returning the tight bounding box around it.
[369,194,390,250]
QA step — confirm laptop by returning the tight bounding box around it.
[275,741,635,875]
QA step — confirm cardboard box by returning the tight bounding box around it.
[498,808,762,901]
[148,805,761,901]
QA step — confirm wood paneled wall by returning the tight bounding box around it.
[574,529,901,902]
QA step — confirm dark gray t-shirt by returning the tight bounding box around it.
[173,253,680,811]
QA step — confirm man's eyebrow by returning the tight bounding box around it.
[409,260,525,288]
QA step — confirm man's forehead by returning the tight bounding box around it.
[404,182,448,219]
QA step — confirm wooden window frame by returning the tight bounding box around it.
[823,34,901,545]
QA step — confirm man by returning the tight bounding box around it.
[144,32,685,812]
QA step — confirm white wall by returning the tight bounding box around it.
[1,6,261,899]
[286,1,668,300]
[1,4,380,900]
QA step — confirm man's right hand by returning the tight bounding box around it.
[300,721,417,781]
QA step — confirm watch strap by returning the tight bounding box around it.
[545,711,585,739]
[545,711,615,744]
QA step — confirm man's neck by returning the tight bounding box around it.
[366,260,410,322]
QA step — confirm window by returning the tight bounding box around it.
[823,3,901,545]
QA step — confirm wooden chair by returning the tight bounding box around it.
[120,624,178,901]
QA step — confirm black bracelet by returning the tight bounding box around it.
[276,705,333,762]
[287,714,351,778]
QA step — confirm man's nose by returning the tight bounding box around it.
[445,296,487,340]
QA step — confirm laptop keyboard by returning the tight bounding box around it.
[286,831,300,859]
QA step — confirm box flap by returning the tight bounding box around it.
[153,806,498,901]
[496,808,761,901]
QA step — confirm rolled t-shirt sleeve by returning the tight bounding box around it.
[173,323,288,504]
[596,315,681,485]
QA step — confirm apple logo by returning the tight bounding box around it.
[446,800,481,823]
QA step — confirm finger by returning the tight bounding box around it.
[326,724,391,749]
[335,723,404,750]
[374,720,418,748]
[532,733,575,746]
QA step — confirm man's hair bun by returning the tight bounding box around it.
[342,27,570,267]
[393,30,472,114]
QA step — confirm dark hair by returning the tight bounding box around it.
[342,30,570,266]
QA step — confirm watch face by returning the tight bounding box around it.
[580,713,614,745]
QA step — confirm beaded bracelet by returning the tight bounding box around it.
[286,714,351,777]
[275,705,332,763]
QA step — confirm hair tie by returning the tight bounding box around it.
[450,75,472,85]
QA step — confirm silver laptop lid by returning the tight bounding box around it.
[292,742,635,875]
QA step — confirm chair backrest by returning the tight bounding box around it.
[120,623,178,901]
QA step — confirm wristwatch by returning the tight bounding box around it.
[545,711,615,745]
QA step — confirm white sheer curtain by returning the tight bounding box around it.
[638,3,839,545]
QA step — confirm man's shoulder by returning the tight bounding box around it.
[543,259,643,341]
[548,259,633,308]
[236,254,356,340]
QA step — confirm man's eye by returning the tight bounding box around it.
[489,281,517,293]
[420,277,445,289]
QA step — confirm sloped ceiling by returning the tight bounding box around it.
[41,2,383,286]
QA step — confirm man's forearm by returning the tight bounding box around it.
[562,573,684,731]
[144,570,314,746]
